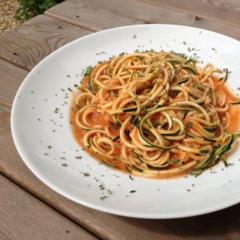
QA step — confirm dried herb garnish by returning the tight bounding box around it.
[54,108,60,113]
[100,196,108,200]
[81,172,90,177]
[129,175,134,180]
[130,190,136,193]
[84,66,93,76]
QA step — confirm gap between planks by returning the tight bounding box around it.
[0,170,101,240]
[1,63,240,240]
[140,0,240,28]
[45,0,240,42]
[1,3,240,238]
[0,172,99,240]
[0,60,103,239]
[0,15,91,71]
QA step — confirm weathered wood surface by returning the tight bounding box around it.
[0,15,90,70]
[0,59,27,106]
[141,0,240,27]
[2,1,240,74]
[47,0,240,41]
[46,0,142,31]
[0,174,97,240]
[1,53,240,240]
[2,0,240,239]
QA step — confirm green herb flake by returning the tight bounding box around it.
[129,175,134,180]
[100,196,108,201]
[54,108,60,114]
[223,160,233,167]
[61,163,68,167]
[107,189,113,195]
[84,66,93,76]
[130,190,136,193]
[81,172,90,177]
[94,177,99,182]
[119,52,125,56]
[75,156,82,159]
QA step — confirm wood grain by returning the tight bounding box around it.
[1,97,240,239]
[0,15,90,71]
[2,1,240,239]
[45,0,143,31]
[46,0,240,41]
[140,0,240,27]
[0,174,97,240]
[0,59,27,106]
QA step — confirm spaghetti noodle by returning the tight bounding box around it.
[71,51,240,178]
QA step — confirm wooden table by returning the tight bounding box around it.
[1,0,240,239]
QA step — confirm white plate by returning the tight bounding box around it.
[11,24,240,219]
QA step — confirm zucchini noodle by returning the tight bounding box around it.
[71,51,240,178]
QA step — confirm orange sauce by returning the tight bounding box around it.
[71,104,85,146]
[214,80,240,132]
[70,97,126,171]
[70,77,240,178]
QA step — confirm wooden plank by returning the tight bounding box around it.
[62,0,194,23]
[45,0,143,31]
[1,2,240,239]
[0,174,97,240]
[1,97,240,239]
[0,59,27,106]
[46,0,240,41]
[140,0,240,27]
[0,15,90,71]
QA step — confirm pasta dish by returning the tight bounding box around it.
[71,51,240,178]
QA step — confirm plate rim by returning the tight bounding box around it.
[10,23,240,219]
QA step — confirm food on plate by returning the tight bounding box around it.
[71,51,240,178]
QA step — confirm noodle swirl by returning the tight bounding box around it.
[71,51,240,178]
